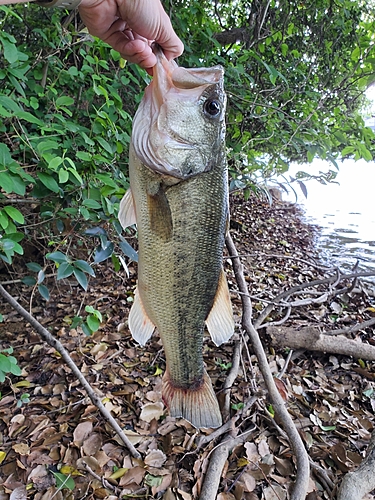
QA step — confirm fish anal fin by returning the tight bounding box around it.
[128,288,155,346]
[205,268,234,347]
[162,369,222,429]
[119,188,137,229]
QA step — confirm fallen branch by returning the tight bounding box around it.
[337,430,375,500]
[225,234,310,500]
[199,429,254,500]
[0,284,141,460]
[267,325,375,360]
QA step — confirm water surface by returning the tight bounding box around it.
[280,159,375,274]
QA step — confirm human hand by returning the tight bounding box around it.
[78,0,184,70]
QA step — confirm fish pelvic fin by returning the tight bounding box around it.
[119,188,137,229]
[128,288,155,346]
[205,267,235,346]
[162,369,222,429]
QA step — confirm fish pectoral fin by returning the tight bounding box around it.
[162,369,222,429]
[205,268,235,347]
[128,288,155,346]
[118,188,137,229]
[147,187,173,241]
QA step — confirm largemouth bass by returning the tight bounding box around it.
[119,47,234,429]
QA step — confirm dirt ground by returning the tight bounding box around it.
[0,194,375,500]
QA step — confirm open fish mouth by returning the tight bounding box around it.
[131,44,226,180]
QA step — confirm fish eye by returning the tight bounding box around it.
[203,99,221,118]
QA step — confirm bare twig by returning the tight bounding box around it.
[254,270,375,329]
[325,317,375,336]
[196,397,258,452]
[222,340,242,419]
[225,233,310,500]
[82,462,118,493]
[0,284,141,459]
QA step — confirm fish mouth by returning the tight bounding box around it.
[131,45,226,180]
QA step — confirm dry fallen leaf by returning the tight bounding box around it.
[263,485,287,500]
[12,443,29,456]
[140,402,165,423]
[144,449,167,468]
[9,487,26,500]
[73,421,93,447]
[238,472,256,492]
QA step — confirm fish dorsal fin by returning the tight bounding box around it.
[205,268,235,346]
[119,188,136,229]
[128,288,155,346]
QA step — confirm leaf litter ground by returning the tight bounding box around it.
[0,194,375,500]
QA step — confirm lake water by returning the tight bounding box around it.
[278,159,375,275]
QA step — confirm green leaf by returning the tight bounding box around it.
[26,262,42,272]
[58,169,69,184]
[37,140,61,155]
[17,111,44,126]
[76,151,92,162]
[3,206,24,224]
[96,136,114,154]
[144,474,162,488]
[51,472,75,491]
[73,260,95,276]
[82,199,102,209]
[48,157,63,171]
[81,322,92,336]
[56,96,75,107]
[37,173,60,193]
[0,173,14,193]
[0,354,12,373]
[0,96,22,114]
[9,360,21,376]
[86,314,100,332]
[73,268,88,290]
[0,143,12,166]
[119,240,138,262]
[22,276,37,286]
[57,262,74,279]
[0,36,18,63]
[94,242,114,263]
[0,211,9,229]
[38,284,50,301]
[46,251,68,264]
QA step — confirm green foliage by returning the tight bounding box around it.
[0,5,139,306]
[0,2,374,319]
[17,392,30,408]
[0,347,22,383]
[169,0,375,181]
[51,471,75,492]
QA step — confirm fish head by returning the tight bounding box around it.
[131,46,226,180]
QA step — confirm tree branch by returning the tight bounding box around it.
[267,325,375,360]
[225,234,310,500]
[337,430,375,500]
[199,429,254,500]
[0,284,141,460]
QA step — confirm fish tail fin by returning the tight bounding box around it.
[162,370,222,429]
